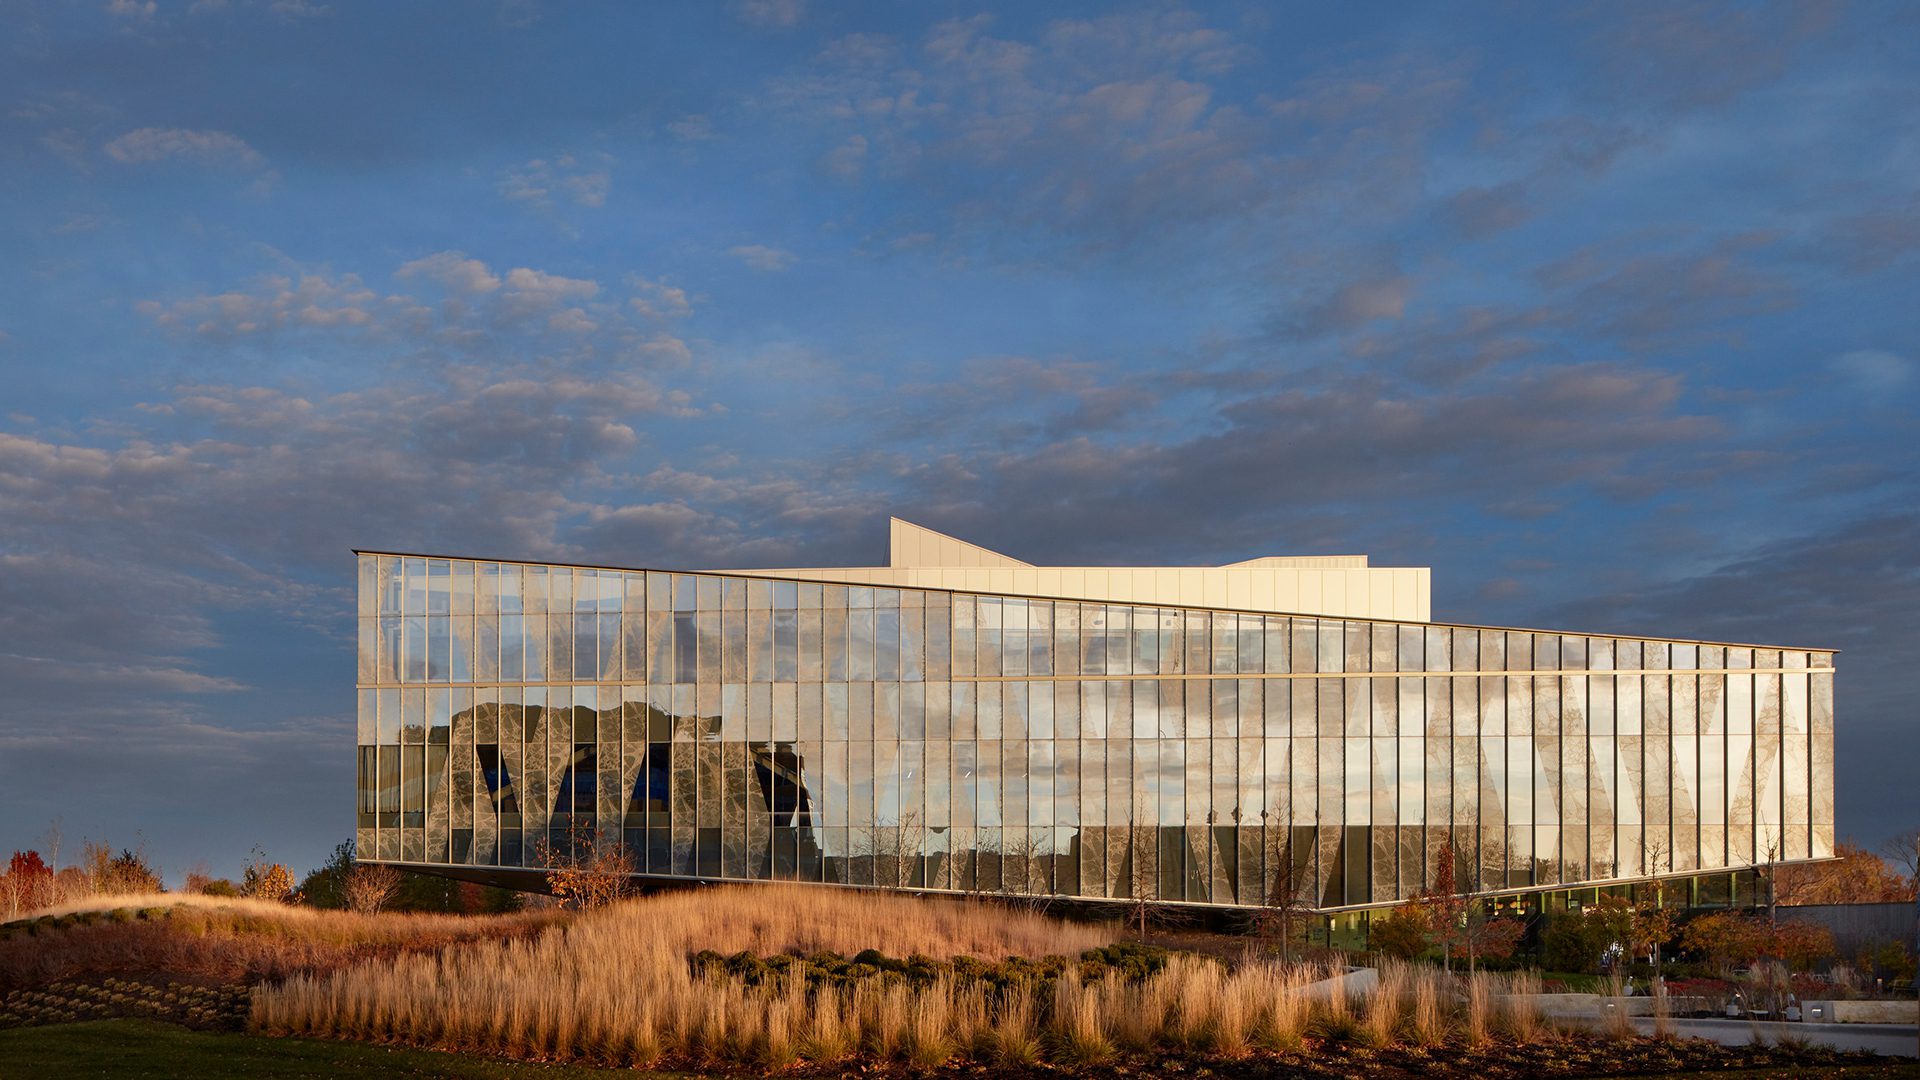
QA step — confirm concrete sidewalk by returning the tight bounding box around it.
[1626,1015,1919,1057]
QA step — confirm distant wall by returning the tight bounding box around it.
[1779,903,1915,956]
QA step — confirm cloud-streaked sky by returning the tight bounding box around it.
[2,1,1915,881]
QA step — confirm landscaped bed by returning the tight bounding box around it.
[4,888,1918,1077]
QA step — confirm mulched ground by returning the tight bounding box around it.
[767,1036,1907,1079]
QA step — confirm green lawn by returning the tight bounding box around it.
[0,1020,694,1080]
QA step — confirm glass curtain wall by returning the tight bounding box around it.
[355,555,1835,909]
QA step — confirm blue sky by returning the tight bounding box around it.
[2,0,1916,881]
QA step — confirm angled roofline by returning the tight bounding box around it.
[349,548,1838,656]
[887,517,1033,568]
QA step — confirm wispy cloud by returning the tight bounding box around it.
[728,244,797,271]
[498,152,613,210]
[732,0,804,30]
[104,127,265,169]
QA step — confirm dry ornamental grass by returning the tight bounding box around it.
[247,884,1628,1072]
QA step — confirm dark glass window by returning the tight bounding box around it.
[628,742,672,815]
[475,744,518,813]
[550,744,597,815]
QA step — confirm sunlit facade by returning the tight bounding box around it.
[354,522,1835,912]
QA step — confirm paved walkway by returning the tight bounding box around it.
[1628,1015,1919,1057]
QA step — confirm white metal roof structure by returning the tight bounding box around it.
[724,518,1432,623]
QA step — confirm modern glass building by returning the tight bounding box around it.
[354,520,1835,914]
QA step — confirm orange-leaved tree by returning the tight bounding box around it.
[241,847,300,904]
[534,821,634,911]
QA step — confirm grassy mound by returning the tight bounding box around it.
[0,894,557,1018]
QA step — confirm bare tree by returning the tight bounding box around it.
[342,862,403,914]
[1257,822,1315,962]
[1880,828,1920,894]
[994,828,1061,915]
[41,819,64,873]
[1757,831,1785,928]
[861,810,927,891]
[1121,791,1159,938]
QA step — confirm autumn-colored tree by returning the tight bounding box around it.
[8,851,51,882]
[1369,902,1431,960]
[1613,893,1679,969]
[1682,910,1765,972]
[1415,836,1469,972]
[1770,920,1838,969]
[534,822,634,911]
[1405,837,1524,973]
[241,848,299,904]
[185,872,240,897]
[1462,909,1528,964]
[83,842,163,895]
[1,851,56,918]
[1681,910,1837,973]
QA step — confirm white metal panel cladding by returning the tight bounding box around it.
[353,554,1834,910]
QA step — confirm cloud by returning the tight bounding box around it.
[498,153,612,210]
[42,129,92,169]
[547,307,598,334]
[1294,273,1413,336]
[1445,182,1534,237]
[1585,2,1844,112]
[131,256,697,369]
[396,251,502,294]
[190,0,333,15]
[500,267,600,320]
[628,276,693,320]
[765,13,1470,259]
[103,127,266,170]
[0,362,706,695]
[732,0,803,29]
[1831,349,1912,391]
[107,0,157,18]
[133,272,400,338]
[1825,197,1920,273]
[822,134,867,178]
[787,349,1728,572]
[728,244,797,272]
[666,114,717,142]
[1534,233,1795,345]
